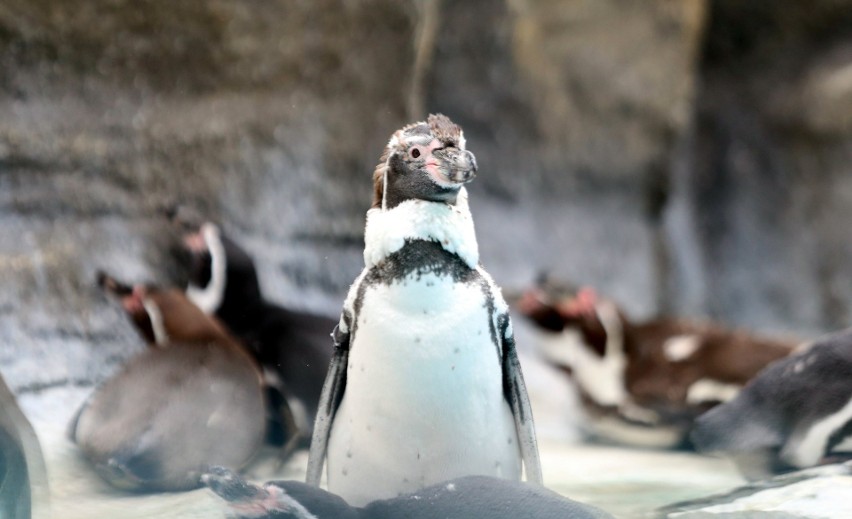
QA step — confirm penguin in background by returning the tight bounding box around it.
[202,466,613,519]
[168,207,335,447]
[69,272,268,492]
[513,276,797,449]
[692,327,852,479]
[0,373,49,519]
[306,114,542,506]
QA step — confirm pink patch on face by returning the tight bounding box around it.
[516,289,550,315]
[425,163,446,182]
[411,138,450,186]
[121,285,147,315]
[183,231,207,253]
[556,287,598,319]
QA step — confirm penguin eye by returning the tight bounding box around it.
[410,147,422,159]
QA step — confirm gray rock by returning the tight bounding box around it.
[659,462,852,519]
[0,0,698,395]
[667,0,852,334]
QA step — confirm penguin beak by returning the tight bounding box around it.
[120,285,148,316]
[433,148,477,184]
[97,271,133,296]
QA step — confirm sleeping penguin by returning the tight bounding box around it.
[306,114,542,506]
[692,327,852,479]
[69,272,268,492]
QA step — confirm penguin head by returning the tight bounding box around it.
[98,271,234,347]
[97,271,159,344]
[168,209,263,313]
[181,222,220,293]
[372,113,477,210]
[513,288,567,333]
[514,278,611,358]
[552,287,612,358]
[167,207,217,291]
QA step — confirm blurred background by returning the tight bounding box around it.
[0,0,851,398]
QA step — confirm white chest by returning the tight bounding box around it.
[327,272,520,505]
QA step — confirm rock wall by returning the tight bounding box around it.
[0,0,850,393]
[668,0,852,333]
[0,0,419,391]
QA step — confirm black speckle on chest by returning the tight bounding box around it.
[351,240,478,334]
[374,240,477,284]
[350,239,503,355]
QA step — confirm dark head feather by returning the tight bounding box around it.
[371,113,466,209]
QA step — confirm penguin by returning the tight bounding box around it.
[168,207,335,446]
[306,114,542,506]
[69,272,268,492]
[203,466,614,519]
[0,373,49,519]
[514,277,797,448]
[691,327,852,479]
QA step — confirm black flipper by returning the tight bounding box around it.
[499,314,543,484]
[305,318,350,487]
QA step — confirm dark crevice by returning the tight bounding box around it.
[14,378,96,395]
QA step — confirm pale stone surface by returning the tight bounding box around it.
[14,359,850,519]
[16,385,745,519]
[663,463,852,519]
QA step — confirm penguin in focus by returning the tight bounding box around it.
[692,327,852,479]
[168,208,335,447]
[203,467,613,519]
[69,272,268,492]
[306,114,542,506]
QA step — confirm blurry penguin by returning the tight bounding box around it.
[306,114,541,506]
[0,374,49,518]
[692,327,852,479]
[514,277,797,448]
[169,207,334,447]
[68,272,268,491]
[203,466,613,519]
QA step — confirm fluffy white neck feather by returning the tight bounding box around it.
[142,298,169,347]
[186,223,227,315]
[363,187,479,269]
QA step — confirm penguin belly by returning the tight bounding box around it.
[72,343,266,491]
[327,271,521,506]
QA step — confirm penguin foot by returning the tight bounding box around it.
[202,467,316,518]
[201,466,267,503]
